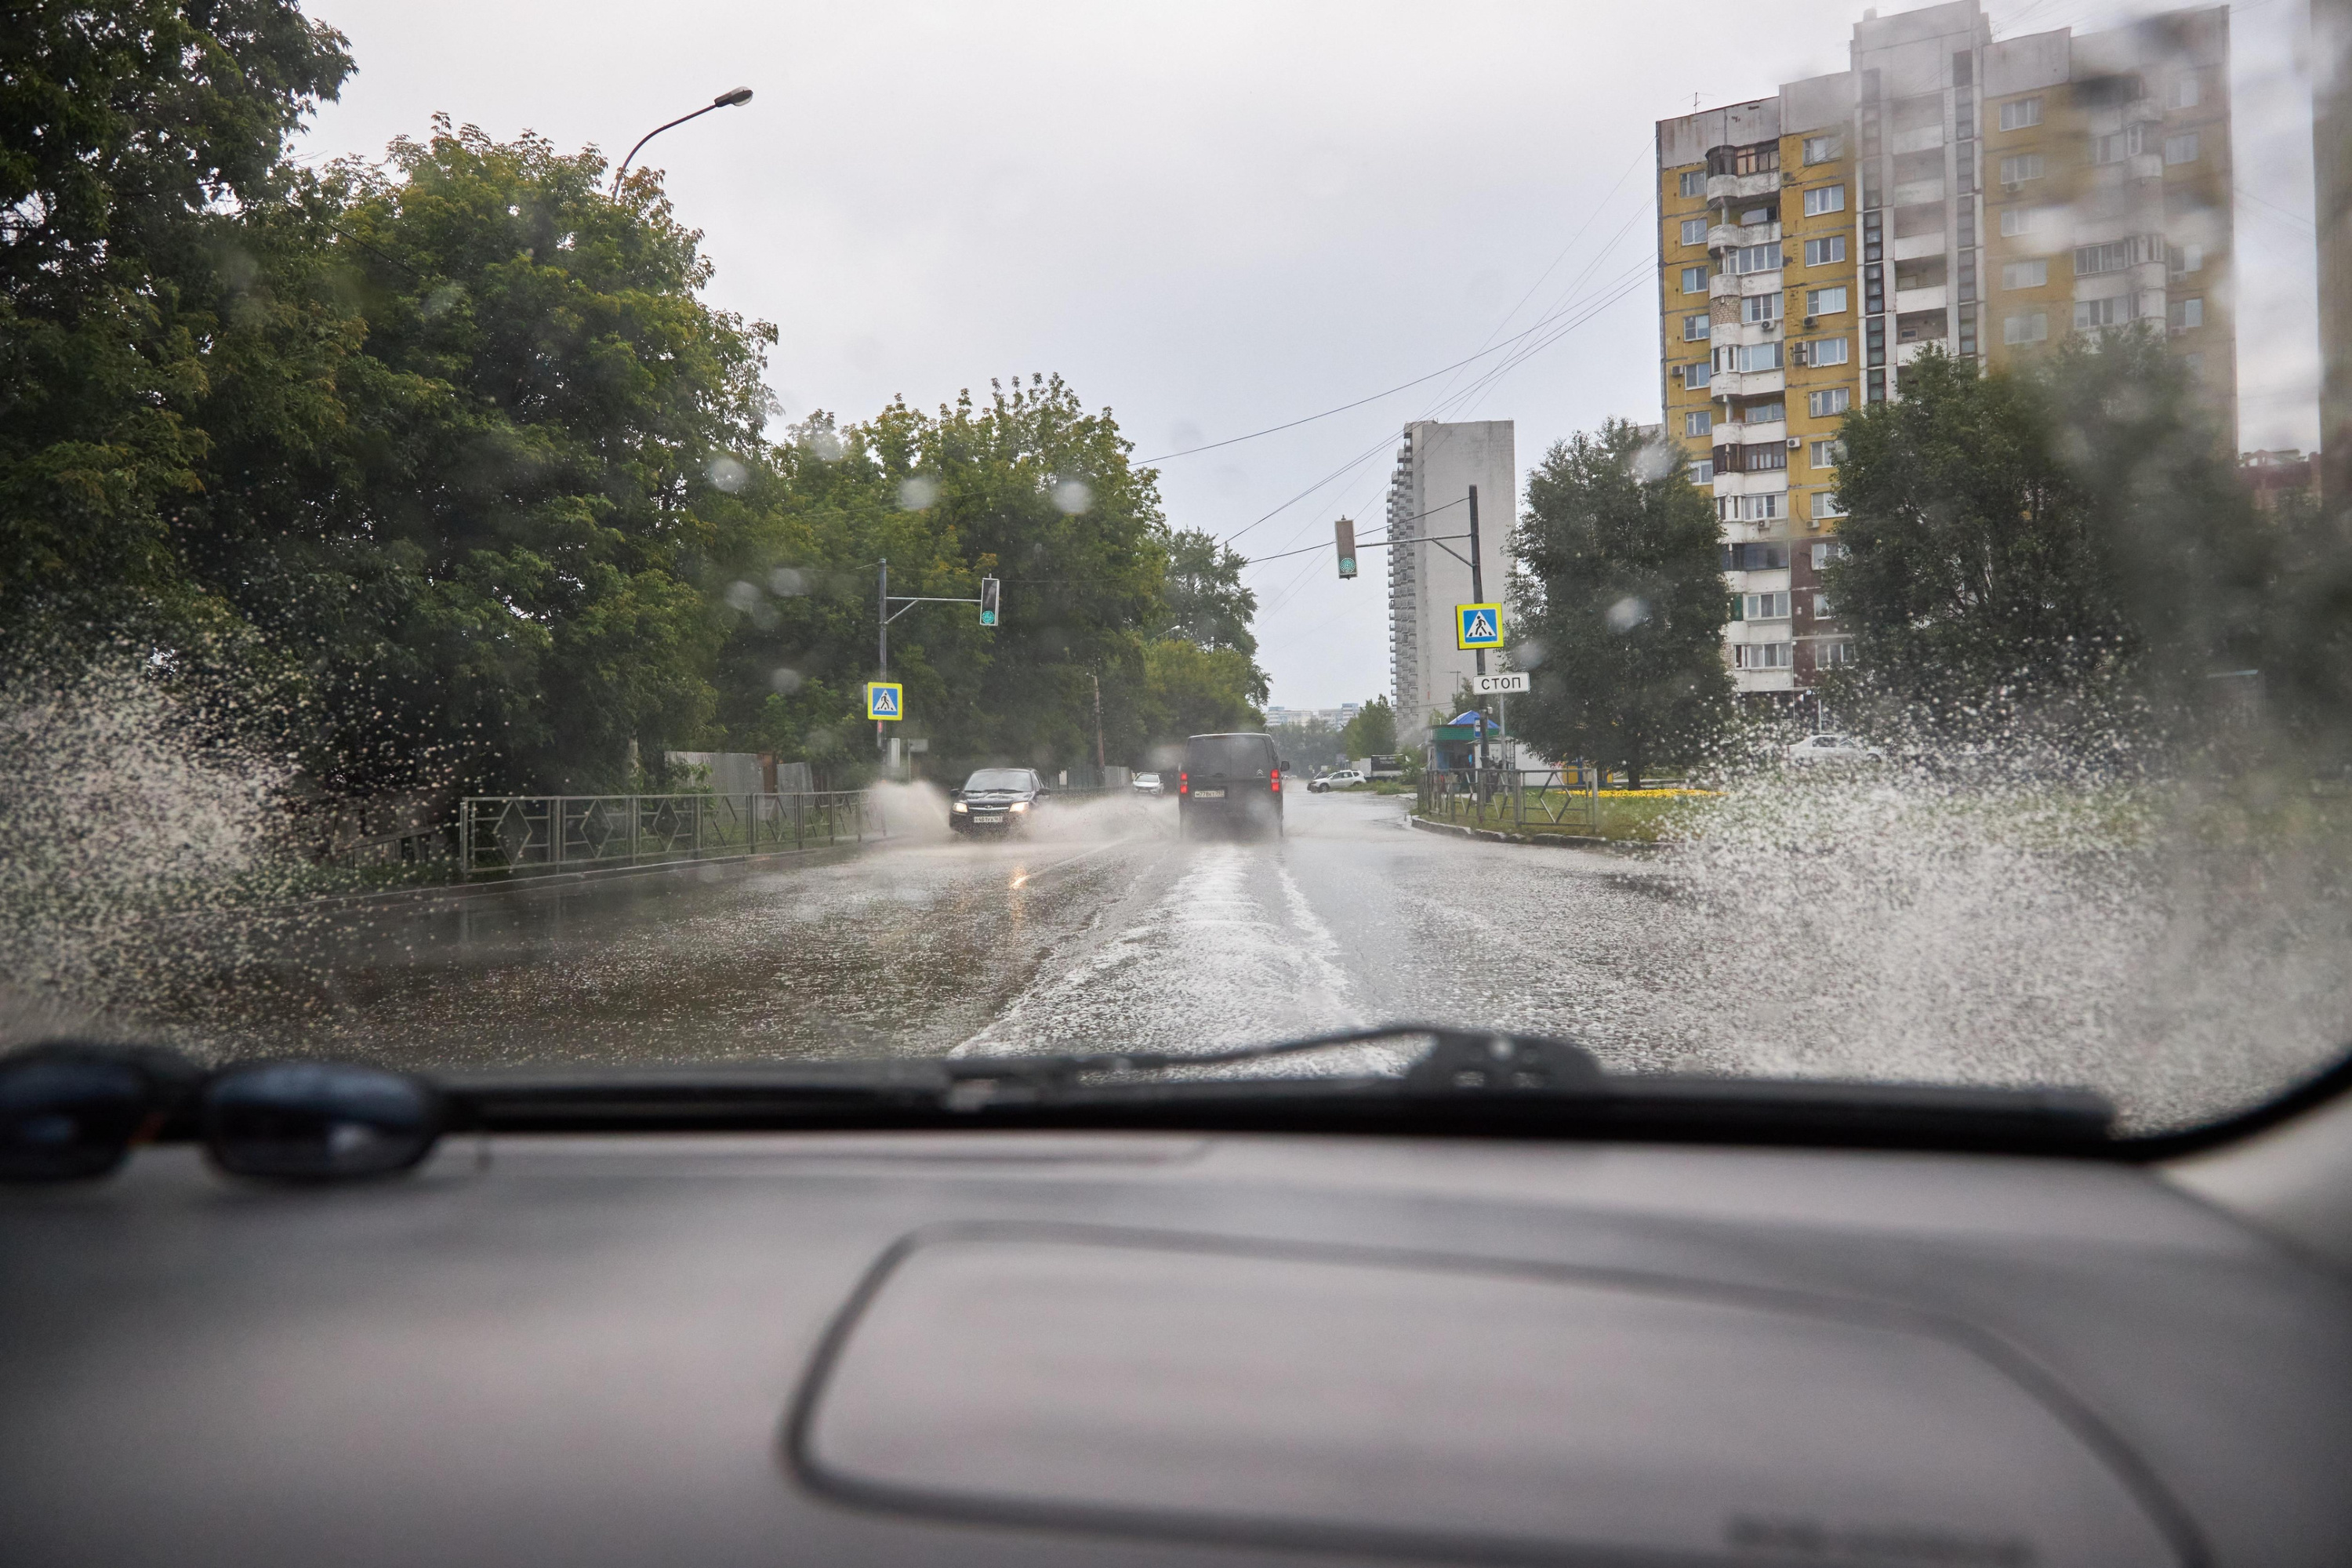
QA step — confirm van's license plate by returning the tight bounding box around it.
[1194,788,1225,799]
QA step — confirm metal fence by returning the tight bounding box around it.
[1417,768,1602,837]
[458,791,884,880]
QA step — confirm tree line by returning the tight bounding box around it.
[1,1,1265,800]
[1503,337,2347,783]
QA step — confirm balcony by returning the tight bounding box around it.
[1889,230,1947,262]
[1708,220,1781,252]
[2131,152,2164,182]
[1705,172,1783,204]
[1893,284,1948,314]
[1708,368,1786,400]
[1889,123,1947,157]
[1891,177,1946,207]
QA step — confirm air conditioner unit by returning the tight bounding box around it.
[1803,316,1817,328]
[1788,437,1802,449]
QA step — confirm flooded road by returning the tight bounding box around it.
[82,785,2352,1130]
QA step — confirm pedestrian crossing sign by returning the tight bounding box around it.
[1455,603,1504,650]
[865,681,903,720]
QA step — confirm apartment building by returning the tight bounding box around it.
[1656,0,2235,699]
[1384,420,1516,747]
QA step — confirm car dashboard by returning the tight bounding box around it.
[5,1124,2350,1566]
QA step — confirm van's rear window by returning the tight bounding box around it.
[1185,736,1272,776]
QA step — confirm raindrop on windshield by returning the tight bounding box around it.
[1051,477,1093,514]
[706,454,750,493]
[898,476,940,511]
[1606,596,1651,633]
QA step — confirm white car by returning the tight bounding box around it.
[1785,733,1883,765]
[1309,769,1367,793]
[1131,772,1163,797]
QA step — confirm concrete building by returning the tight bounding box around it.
[1656,0,2236,701]
[2318,0,2352,505]
[1383,420,1516,747]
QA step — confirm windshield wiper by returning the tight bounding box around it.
[443,1024,2114,1155]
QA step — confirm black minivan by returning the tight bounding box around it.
[1177,732,1287,838]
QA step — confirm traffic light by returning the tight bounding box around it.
[1334,517,1357,579]
[978,576,1000,626]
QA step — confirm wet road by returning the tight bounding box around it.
[122,782,2352,1127]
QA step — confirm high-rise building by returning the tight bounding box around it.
[2318,0,2352,505]
[1384,420,1516,746]
[1656,0,2234,700]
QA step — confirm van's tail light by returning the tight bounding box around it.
[1270,768,1281,793]
[1178,771,1188,795]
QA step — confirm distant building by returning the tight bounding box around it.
[2241,449,2320,510]
[1265,702,1367,731]
[2318,0,2352,504]
[1384,421,1516,748]
[1656,0,2236,703]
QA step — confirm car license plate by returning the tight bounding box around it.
[1194,789,1225,799]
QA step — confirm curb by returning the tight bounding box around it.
[267,838,876,916]
[1406,815,1647,855]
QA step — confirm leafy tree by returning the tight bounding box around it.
[1339,695,1396,759]
[1138,639,1263,750]
[1507,420,1730,786]
[1163,528,1258,658]
[1826,336,2259,737]
[1,0,354,662]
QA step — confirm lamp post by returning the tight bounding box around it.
[611,87,753,194]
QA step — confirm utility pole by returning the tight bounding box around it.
[877,557,888,753]
[1092,673,1105,774]
[1468,485,1490,789]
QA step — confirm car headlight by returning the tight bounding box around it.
[952,801,968,813]
[1009,800,1029,812]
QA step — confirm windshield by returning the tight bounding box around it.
[4,0,2350,1138]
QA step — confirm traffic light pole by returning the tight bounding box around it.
[875,557,997,752]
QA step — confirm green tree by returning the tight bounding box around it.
[1138,639,1264,750]
[1339,695,1396,759]
[1826,335,2256,735]
[1,0,353,664]
[1507,420,1730,786]
[1163,528,1259,657]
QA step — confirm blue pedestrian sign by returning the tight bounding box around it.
[865,681,903,720]
[1455,602,1504,650]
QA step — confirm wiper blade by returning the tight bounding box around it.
[956,1024,1599,1097]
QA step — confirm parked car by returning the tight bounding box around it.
[1309,769,1367,793]
[949,768,1047,834]
[1178,732,1284,838]
[1131,772,1163,797]
[1785,733,1884,765]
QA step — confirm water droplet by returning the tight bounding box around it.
[724,581,760,613]
[768,567,806,597]
[898,476,940,511]
[1606,597,1651,633]
[1052,478,1093,515]
[706,454,750,494]
[770,667,804,694]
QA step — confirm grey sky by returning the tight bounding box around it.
[295,0,2321,710]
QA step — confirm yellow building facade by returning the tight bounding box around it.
[1656,1,2235,701]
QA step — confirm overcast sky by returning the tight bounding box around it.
[293,0,2322,710]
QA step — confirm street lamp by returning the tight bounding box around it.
[611,86,753,194]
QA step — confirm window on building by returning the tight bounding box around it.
[1681,217,1708,246]
[2169,296,2205,331]
[2165,131,2200,165]
[2074,295,2140,330]
[1744,592,1792,620]
[1998,206,2045,238]
[2001,259,2049,289]
[1802,235,1846,268]
[2168,74,2201,110]
[1813,593,1835,618]
[1692,459,1715,484]
[1719,493,1786,522]
[1813,490,1846,518]
[2168,242,2204,278]
[1736,641,1795,670]
[1731,243,1784,275]
[1679,169,1707,198]
[1683,314,1711,341]
[1681,265,1709,292]
[1746,443,1788,471]
[1808,336,1849,366]
[2075,237,2153,275]
[1735,342,1783,372]
[2003,311,2049,344]
[1684,410,1713,437]
[1722,542,1791,570]
[1999,97,2042,131]
[1809,439,1843,466]
[1727,593,1743,622]
[1686,360,1711,388]
[1742,292,1782,324]
[2091,125,2146,165]
[1744,400,1785,423]
[1802,184,1846,217]
[1806,285,1848,314]
[1820,641,1854,666]
[1998,154,2045,184]
[1807,387,1850,418]
[1810,541,1850,568]
[1802,133,1842,165]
